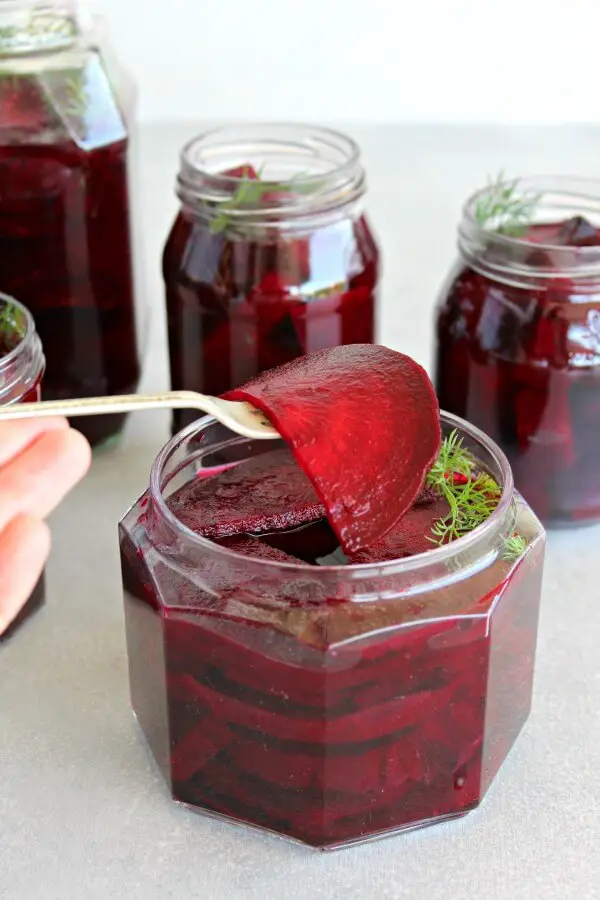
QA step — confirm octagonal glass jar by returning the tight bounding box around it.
[119,412,545,849]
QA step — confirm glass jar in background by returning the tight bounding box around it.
[0,292,46,641]
[119,412,545,849]
[435,176,600,526]
[163,124,379,435]
[0,0,143,448]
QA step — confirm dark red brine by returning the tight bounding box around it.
[163,125,379,434]
[0,3,142,447]
[435,176,600,525]
[119,413,545,849]
[0,292,46,639]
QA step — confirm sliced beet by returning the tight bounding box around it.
[225,345,441,552]
[557,215,599,247]
[167,448,324,538]
[218,535,304,564]
[222,164,260,181]
[349,496,450,563]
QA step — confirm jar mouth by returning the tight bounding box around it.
[176,123,366,225]
[148,410,516,579]
[459,175,600,287]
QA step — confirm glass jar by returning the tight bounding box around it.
[163,124,380,434]
[435,176,600,526]
[0,291,46,640]
[0,0,143,448]
[119,412,545,850]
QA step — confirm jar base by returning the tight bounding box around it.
[173,796,474,851]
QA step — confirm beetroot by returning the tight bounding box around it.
[167,448,324,538]
[225,345,442,552]
[349,496,450,563]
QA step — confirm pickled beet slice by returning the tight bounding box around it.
[167,448,324,538]
[222,164,260,180]
[557,215,599,247]
[218,535,304,564]
[349,496,450,563]
[225,345,441,552]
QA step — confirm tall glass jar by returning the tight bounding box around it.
[0,291,46,640]
[119,412,545,849]
[0,0,143,448]
[163,124,380,434]
[435,176,600,526]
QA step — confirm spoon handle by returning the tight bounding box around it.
[0,390,221,420]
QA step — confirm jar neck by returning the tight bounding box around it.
[0,1,79,57]
[176,124,367,234]
[458,175,600,291]
[142,412,519,608]
[0,294,45,404]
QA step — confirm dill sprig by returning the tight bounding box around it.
[209,168,324,235]
[502,533,528,562]
[475,171,541,236]
[426,430,502,545]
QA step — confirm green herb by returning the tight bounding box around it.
[426,430,502,545]
[209,169,324,235]
[475,171,541,236]
[502,533,528,562]
[0,300,24,351]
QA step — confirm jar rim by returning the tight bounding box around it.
[148,410,516,579]
[459,174,600,287]
[176,122,366,225]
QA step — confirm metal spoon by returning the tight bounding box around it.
[0,390,280,440]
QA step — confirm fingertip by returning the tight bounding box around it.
[64,427,93,478]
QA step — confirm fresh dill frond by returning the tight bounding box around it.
[475,171,541,236]
[426,429,502,545]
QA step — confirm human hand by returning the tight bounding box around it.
[0,418,91,636]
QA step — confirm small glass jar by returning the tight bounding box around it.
[0,291,46,640]
[119,412,545,850]
[435,176,600,526]
[0,0,143,448]
[163,124,380,434]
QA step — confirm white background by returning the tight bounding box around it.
[92,0,600,125]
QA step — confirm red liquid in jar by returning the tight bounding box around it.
[435,220,600,525]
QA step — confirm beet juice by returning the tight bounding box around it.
[435,176,600,525]
[0,292,46,640]
[0,1,142,448]
[120,413,545,849]
[163,125,379,434]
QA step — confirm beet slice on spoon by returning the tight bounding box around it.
[225,344,441,552]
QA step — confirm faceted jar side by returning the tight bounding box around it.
[435,176,600,526]
[120,416,546,850]
[163,125,379,435]
[0,2,142,448]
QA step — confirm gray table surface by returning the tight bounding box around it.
[2,123,600,900]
